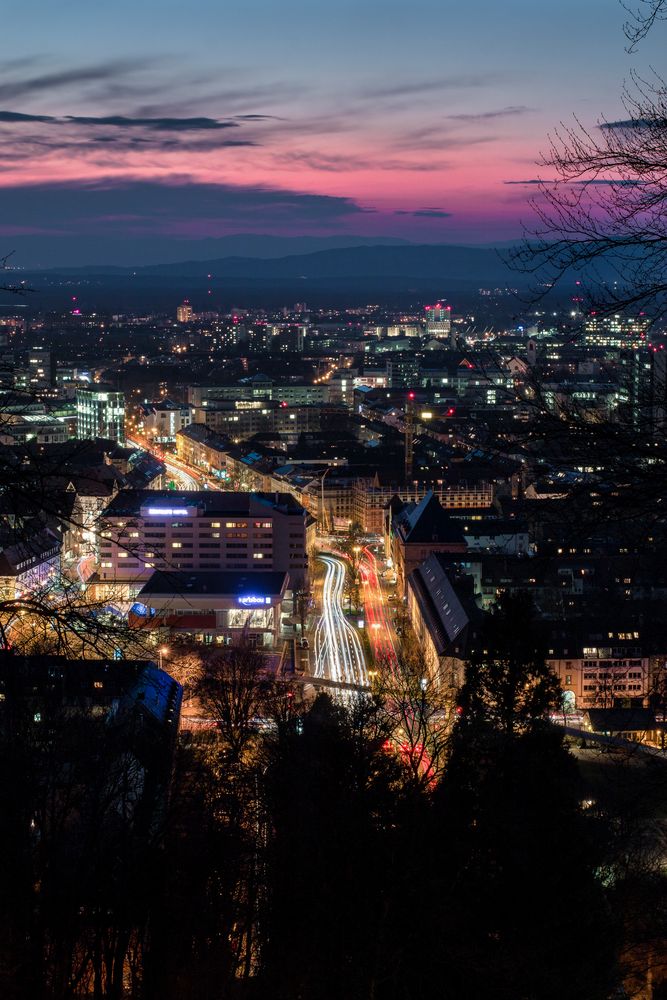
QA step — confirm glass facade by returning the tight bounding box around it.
[76,388,126,444]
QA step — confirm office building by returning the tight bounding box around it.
[96,490,314,601]
[176,301,193,323]
[76,386,126,444]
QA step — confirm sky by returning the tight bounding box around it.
[0,0,661,264]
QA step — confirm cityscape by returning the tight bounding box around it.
[2,1,667,998]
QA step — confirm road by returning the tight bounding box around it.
[314,554,368,688]
[127,435,207,492]
[360,545,398,666]
[163,457,200,491]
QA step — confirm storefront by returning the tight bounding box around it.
[129,570,289,648]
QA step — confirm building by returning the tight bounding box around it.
[130,569,289,647]
[193,399,325,442]
[76,386,126,444]
[584,313,650,349]
[548,630,653,711]
[176,424,230,478]
[386,357,420,389]
[176,301,193,323]
[425,303,452,338]
[0,527,61,600]
[95,490,314,602]
[387,491,468,593]
[619,346,667,433]
[460,518,530,555]
[0,413,69,445]
[359,478,494,535]
[15,347,53,391]
[406,553,472,690]
[140,399,191,443]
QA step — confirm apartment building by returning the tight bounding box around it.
[175,424,229,477]
[547,630,655,711]
[362,479,494,536]
[95,490,314,602]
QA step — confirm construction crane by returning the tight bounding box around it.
[404,391,415,484]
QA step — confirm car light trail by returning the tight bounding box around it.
[164,458,200,491]
[360,545,397,666]
[315,555,367,688]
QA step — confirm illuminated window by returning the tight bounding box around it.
[253,552,264,559]
[118,552,128,558]
[172,542,182,549]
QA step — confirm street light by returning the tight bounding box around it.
[320,467,331,533]
[158,645,169,670]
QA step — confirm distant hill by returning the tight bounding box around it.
[11,233,412,270]
[63,243,519,284]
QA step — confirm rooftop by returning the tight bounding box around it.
[103,489,307,518]
[137,569,288,598]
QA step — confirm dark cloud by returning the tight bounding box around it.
[503,177,642,186]
[0,179,367,235]
[569,178,645,186]
[0,109,241,131]
[234,114,284,121]
[0,110,53,124]
[394,208,452,218]
[447,105,533,122]
[67,114,238,131]
[0,61,141,102]
[599,118,654,130]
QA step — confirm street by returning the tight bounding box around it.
[360,545,398,667]
[314,554,368,687]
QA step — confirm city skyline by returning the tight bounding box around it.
[0,0,650,263]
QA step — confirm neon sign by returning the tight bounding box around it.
[238,596,271,606]
[146,507,189,516]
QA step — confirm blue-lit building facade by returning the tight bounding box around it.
[129,569,289,647]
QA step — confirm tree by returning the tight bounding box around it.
[195,643,271,765]
[374,646,453,789]
[291,573,311,635]
[429,594,619,1000]
[458,592,561,739]
[623,0,667,50]
[258,692,430,1000]
[510,68,667,324]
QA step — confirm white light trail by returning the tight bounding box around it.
[315,555,367,688]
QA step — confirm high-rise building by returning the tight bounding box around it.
[76,386,126,444]
[584,313,649,349]
[619,346,667,432]
[14,347,53,391]
[425,303,452,337]
[176,301,193,323]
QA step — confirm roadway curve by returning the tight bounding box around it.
[315,554,368,687]
[126,436,203,491]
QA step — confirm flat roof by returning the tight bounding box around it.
[137,569,288,598]
[103,489,306,518]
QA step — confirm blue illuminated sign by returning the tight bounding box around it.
[238,595,272,606]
